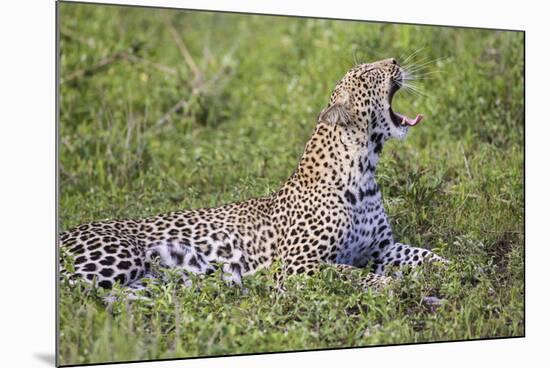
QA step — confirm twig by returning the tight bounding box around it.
[197,40,240,92]
[62,27,177,77]
[163,15,202,83]
[154,39,240,128]
[155,98,189,127]
[460,143,472,179]
[62,50,128,83]
[60,27,96,48]
[124,54,178,75]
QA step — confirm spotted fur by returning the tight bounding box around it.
[60,58,447,292]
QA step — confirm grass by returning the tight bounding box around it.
[58,2,524,366]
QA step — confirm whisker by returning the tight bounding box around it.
[397,48,415,65]
[352,48,359,65]
[401,55,429,70]
[401,88,429,99]
[402,84,431,98]
[404,53,440,66]
[405,56,448,72]
[401,56,447,93]
[405,76,434,82]
[403,71,442,80]
[399,78,431,97]
[400,47,424,66]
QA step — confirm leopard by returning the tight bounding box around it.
[59,58,448,294]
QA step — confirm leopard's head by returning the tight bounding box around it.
[319,58,422,142]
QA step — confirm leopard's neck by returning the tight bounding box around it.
[284,121,384,204]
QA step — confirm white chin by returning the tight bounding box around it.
[389,123,409,140]
[396,126,409,140]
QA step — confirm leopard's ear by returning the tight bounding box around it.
[318,89,352,125]
[318,103,351,125]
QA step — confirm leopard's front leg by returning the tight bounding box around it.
[373,241,449,274]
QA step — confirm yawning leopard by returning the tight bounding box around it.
[59,58,447,292]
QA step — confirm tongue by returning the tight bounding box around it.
[395,112,424,126]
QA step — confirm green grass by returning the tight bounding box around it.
[58,3,524,366]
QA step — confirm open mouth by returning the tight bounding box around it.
[388,82,423,127]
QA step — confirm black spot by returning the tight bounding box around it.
[74,256,86,265]
[378,239,391,249]
[100,268,114,277]
[359,186,379,200]
[231,263,241,274]
[216,243,232,258]
[114,274,126,285]
[189,256,199,268]
[117,261,132,270]
[344,190,357,205]
[99,256,115,266]
[130,269,137,280]
[98,280,112,289]
[148,250,160,260]
[71,244,85,254]
[373,132,384,144]
[83,263,96,272]
[88,243,101,251]
[366,161,375,172]
[171,252,184,264]
[105,245,118,254]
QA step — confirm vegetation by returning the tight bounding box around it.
[58,2,524,366]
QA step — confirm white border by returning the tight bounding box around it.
[1,1,547,367]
